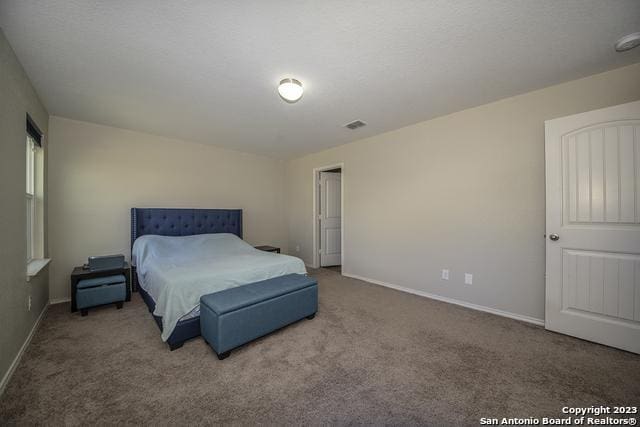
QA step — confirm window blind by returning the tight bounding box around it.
[26,114,42,147]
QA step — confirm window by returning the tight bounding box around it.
[25,114,44,269]
[26,134,36,262]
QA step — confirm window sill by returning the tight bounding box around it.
[27,258,51,281]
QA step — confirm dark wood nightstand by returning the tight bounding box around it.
[70,262,131,312]
[254,245,280,253]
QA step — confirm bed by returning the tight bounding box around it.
[131,208,307,350]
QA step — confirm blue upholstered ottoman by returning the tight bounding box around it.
[200,274,318,359]
[76,274,126,316]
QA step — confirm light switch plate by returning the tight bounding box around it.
[441,269,449,280]
[464,273,473,285]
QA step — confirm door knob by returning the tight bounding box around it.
[549,233,559,241]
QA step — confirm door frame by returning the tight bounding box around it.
[312,163,344,269]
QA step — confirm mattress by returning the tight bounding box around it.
[132,233,307,341]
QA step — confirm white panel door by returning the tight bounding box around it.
[320,172,341,267]
[545,100,640,354]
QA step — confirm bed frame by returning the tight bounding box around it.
[131,208,243,350]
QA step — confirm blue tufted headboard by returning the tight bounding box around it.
[130,208,243,249]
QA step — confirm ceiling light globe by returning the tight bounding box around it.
[278,78,303,103]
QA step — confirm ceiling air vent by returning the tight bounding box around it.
[344,120,367,130]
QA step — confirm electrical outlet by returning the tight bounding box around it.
[28,295,32,311]
[465,273,473,285]
[295,245,300,252]
[441,269,450,280]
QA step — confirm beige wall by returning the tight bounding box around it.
[0,29,49,386]
[48,117,287,301]
[286,62,640,322]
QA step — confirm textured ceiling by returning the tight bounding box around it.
[1,1,639,158]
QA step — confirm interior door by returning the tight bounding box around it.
[319,172,341,267]
[545,100,640,354]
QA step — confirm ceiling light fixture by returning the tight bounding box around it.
[278,78,303,103]
[615,32,640,52]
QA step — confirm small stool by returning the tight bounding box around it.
[76,274,127,316]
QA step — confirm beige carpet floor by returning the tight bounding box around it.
[1,268,639,425]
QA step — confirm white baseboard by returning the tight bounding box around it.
[49,297,71,305]
[0,303,49,397]
[342,272,545,327]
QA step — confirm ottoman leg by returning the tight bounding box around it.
[306,313,316,320]
[217,351,231,360]
[116,301,123,309]
[80,309,88,317]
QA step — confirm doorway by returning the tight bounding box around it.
[313,164,344,270]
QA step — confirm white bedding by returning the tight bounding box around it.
[132,233,307,341]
